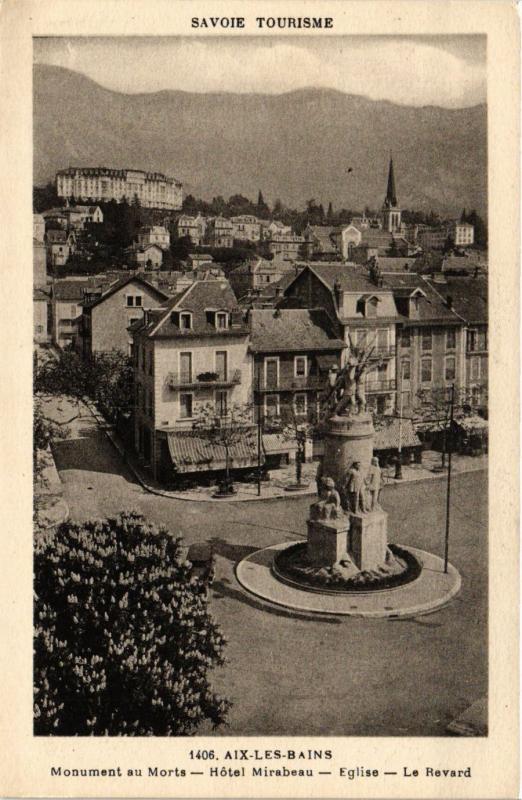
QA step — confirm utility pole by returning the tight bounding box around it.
[257,361,262,496]
[395,361,404,479]
[444,384,455,573]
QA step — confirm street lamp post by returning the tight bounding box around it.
[444,384,455,573]
[395,362,404,479]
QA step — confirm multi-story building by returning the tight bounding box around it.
[228,258,290,300]
[33,214,45,242]
[282,263,400,415]
[51,277,114,349]
[331,224,363,261]
[230,215,262,242]
[429,275,487,409]
[45,229,76,268]
[131,280,254,482]
[385,273,465,413]
[206,216,234,248]
[124,243,165,270]
[302,225,338,260]
[250,307,345,425]
[78,274,170,358]
[267,231,305,263]
[447,221,474,247]
[175,214,206,245]
[33,239,47,288]
[34,288,50,344]
[417,227,449,251]
[60,205,104,229]
[136,225,170,249]
[56,167,183,210]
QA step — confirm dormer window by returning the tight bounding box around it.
[216,312,229,330]
[180,312,192,330]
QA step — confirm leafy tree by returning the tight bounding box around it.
[33,182,59,213]
[34,511,230,735]
[326,202,334,223]
[256,190,270,219]
[191,402,254,493]
[273,401,319,486]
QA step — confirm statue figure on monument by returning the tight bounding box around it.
[309,476,342,521]
[345,461,367,514]
[365,456,382,510]
[324,335,385,417]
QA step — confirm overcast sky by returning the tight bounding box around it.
[34,36,486,108]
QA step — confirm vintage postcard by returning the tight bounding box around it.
[0,0,519,797]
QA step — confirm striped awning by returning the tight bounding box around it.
[374,418,422,451]
[262,433,297,455]
[166,429,259,474]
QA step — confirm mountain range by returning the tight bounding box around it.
[34,64,487,216]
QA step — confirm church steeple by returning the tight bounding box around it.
[382,154,401,233]
[384,155,397,208]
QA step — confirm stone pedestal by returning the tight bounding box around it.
[349,510,388,571]
[322,411,375,496]
[307,517,349,567]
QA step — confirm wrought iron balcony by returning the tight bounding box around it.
[256,375,327,392]
[365,378,397,393]
[166,369,241,390]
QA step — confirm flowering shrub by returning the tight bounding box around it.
[34,511,230,735]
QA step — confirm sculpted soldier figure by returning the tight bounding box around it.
[309,476,342,520]
[365,456,382,510]
[345,461,367,514]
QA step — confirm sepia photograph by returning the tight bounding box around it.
[31,32,490,740]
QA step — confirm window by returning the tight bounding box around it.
[445,356,456,382]
[294,356,307,377]
[477,330,487,350]
[401,359,411,380]
[126,296,135,307]
[180,312,192,330]
[421,358,432,384]
[180,393,193,419]
[377,328,388,350]
[294,393,307,416]
[135,295,142,307]
[421,329,432,351]
[467,330,476,351]
[215,390,228,417]
[180,352,192,384]
[265,358,279,390]
[446,329,456,351]
[216,351,227,381]
[356,329,366,348]
[216,312,228,329]
[265,394,280,418]
[400,328,411,348]
[141,347,146,372]
[148,351,153,377]
[70,305,77,317]
[471,357,481,381]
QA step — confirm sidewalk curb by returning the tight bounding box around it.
[82,399,487,504]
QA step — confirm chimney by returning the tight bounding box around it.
[333,278,343,313]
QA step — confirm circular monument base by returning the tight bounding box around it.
[235,542,461,618]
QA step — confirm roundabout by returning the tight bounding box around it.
[236,541,462,618]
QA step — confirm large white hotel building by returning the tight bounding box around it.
[56,167,183,210]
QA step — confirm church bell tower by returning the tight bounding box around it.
[382,155,401,233]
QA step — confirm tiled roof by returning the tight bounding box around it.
[359,231,408,249]
[374,418,422,450]
[431,277,488,324]
[46,230,68,244]
[249,308,345,352]
[384,274,463,323]
[166,429,258,473]
[376,257,419,273]
[144,280,248,339]
[305,263,393,294]
[82,274,170,309]
[52,277,114,301]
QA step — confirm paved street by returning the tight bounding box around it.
[50,398,488,736]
